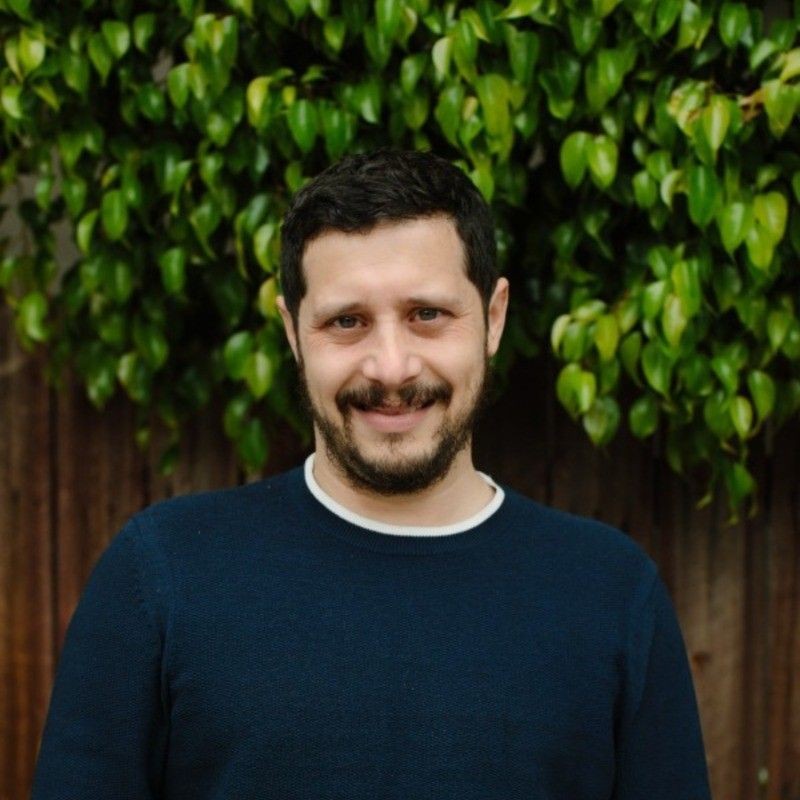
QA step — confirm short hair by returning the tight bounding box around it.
[279,149,498,323]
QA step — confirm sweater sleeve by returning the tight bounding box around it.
[612,566,712,800]
[30,518,169,800]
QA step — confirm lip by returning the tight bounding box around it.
[354,403,433,433]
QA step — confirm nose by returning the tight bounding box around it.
[359,321,423,388]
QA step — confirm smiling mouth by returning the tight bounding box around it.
[353,399,436,415]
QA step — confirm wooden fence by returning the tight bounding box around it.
[1,304,799,800]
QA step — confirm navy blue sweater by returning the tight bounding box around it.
[31,466,711,799]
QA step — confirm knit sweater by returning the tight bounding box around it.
[31,465,711,800]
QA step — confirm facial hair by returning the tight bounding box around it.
[295,353,494,496]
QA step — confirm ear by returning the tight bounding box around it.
[276,296,299,362]
[486,277,509,358]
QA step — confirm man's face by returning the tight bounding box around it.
[278,215,509,495]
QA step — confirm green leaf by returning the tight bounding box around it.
[633,170,657,208]
[729,395,753,439]
[762,80,798,138]
[641,341,672,395]
[376,0,402,41]
[101,189,128,241]
[586,135,618,189]
[253,221,277,271]
[704,391,734,439]
[62,176,88,218]
[716,201,751,254]
[137,84,166,122]
[434,86,461,145]
[475,73,510,138]
[687,163,719,227]
[76,209,99,254]
[718,2,748,48]
[117,353,152,403]
[1,85,23,120]
[159,247,187,294]
[323,17,347,52]
[701,96,731,155]
[167,64,191,109]
[402,90,429,130]
[505,27,539,85]
[592,0,620,17]
[747,370,775,421]
[556,363,596,418]
[711,354,738,394]
[246,76,270,126]
[585,48,626,113]
[244,350,273,398]
[310,0,329,18]
[559,132,590,189]
[496,0,542,20]
[671,259,702,316]
[619,332,642,382]
[190,197,221,247]
[676,1,711,50]
[224,331,253,379]
[134,320,169,369]
[258,277,279,318]
[593,314,619,361]
[355,79,381,123]
[88,32,113,81]
[568,12,601,56]
[561,321,590,361]
[629,394,659,438]
[745,221,774,270]
[723,461,755,512]
[18,27,45,74]
[655,0,682,36]
[662,293,688,347]
[101,20,130,59]
[61,51,90,95]
[432,36,453,81]
[17,291,48,342]
[583,396,620,446]
[753,192,788,244]
[642,280,668,320]
[767,309,792,350]
[550,313,571,354]
[400,53,426,94]
[133,13,157,51]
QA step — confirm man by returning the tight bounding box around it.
[31,150,712,799]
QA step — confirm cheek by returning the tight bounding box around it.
[428,342,485,387]
[303,353,357,400]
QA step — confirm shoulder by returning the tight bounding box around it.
[127,467,304,553]
[499,485,658,594]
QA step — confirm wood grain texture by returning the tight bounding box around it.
[1,306,54,800]
[2,336,799,800]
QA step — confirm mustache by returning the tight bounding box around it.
[335,381,452,414]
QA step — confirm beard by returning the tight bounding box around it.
[296,354,493,496]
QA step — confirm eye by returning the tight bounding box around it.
[413,308,442,322]
[331,315,360,329]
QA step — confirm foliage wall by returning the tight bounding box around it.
[2,0,800,518]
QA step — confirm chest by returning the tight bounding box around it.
[164,556,619,799]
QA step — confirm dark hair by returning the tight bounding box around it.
[279,149,498,323]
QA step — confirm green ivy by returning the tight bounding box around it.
[2,0,800,521]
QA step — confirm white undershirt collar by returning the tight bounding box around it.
[304,453,505,537]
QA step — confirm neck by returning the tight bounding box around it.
[311,443,495,527]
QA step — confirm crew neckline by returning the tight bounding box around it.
[303,453,505,537]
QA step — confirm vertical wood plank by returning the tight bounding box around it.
[0,307,55,800]
[764,420,800,800]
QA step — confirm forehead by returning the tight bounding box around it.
[300,216,474,304]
